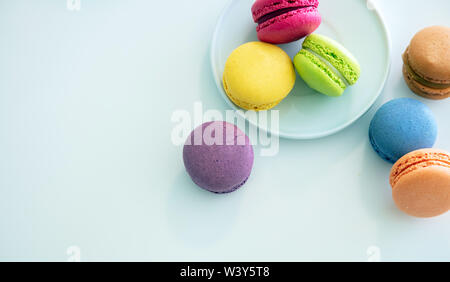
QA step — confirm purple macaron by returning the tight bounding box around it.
[183,121,254,194]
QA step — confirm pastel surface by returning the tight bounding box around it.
[390,149,450,218]
[223,42,296,111]
[369,98,438,163]
[251,0,321,44]
[183,122,254,194]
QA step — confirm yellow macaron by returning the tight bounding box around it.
[222,42,296,111]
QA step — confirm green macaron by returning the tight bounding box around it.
[294,34,361,97]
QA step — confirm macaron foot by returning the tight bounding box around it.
[207,177,249,194]
[223,78,282,111]
[403,65,450,100]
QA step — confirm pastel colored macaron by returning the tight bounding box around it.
[390,149,450,218]
[223,42,296,111]
[251,0,321,44]
[183,121,254,194]
[369,98,438,164]
[403,26,450,100]
[293,34,361,97]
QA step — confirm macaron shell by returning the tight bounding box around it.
[369,127,396,163]
[256,6,321,44]
[403,65,450,100]
[303,34,361,85]
[368,98,438,164]
[222,81,282,111]
[183,122,254,194]
[390,149,450,187]
[294,49,346,97]
[251,0,319,21]
[407,26,450,84]
[223,42,296,111]
[393,166,450,218]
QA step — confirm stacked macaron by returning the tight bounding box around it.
[184,3,450,222]
[185,1,327,193]
[222,0,362,112]
[366,25,450,218]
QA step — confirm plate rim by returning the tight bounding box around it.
[210,0,392,140]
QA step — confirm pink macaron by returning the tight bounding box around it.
[251,0,322,44]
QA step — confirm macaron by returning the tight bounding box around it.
[369,98,438,164]
[223,42,296,111]
[293,34,361,97]
[403,26,450,100]
[251,0,321,44]
[183,121,254,194]
[390,149,450,218]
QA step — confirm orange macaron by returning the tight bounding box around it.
[390,149,450,218]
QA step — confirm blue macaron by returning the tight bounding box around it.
[369,98,438,163]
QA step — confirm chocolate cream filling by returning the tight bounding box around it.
[404,57,450,89]
[257,6,315,25]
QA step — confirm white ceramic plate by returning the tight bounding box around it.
[211,0,391,139]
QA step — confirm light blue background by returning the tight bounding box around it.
[0,0,449,262]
